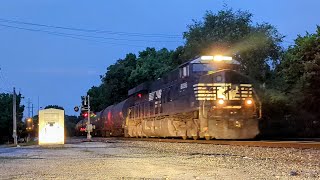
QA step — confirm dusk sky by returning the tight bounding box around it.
[0,0,319,117]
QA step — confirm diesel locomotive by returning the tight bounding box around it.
[76,55,261,139]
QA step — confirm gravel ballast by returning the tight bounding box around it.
[0,138,319,179]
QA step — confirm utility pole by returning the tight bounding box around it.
[27,98,31,118]
[12,87,17,145]
[37,96,40,113]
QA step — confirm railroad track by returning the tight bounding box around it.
[124,138,320,149]
[79,137,320,149]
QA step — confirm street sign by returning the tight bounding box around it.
[74,106,79,112]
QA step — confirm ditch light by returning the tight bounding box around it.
[201,55,233,61]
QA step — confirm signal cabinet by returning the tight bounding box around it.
[38,108,65,145]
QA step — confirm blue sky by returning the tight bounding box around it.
[0,0,319,117]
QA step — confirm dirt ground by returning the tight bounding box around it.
[0,138,319,180]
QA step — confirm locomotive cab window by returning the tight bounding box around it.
[192,63,217,72]
[179,65,189,78]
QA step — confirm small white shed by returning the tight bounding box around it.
[38,108,65,145]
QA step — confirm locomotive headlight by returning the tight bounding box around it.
[200,55,232,61]
[246,99,253,105]
[218,99,225,105]
[213,55,232,61]
[201,56,214,60]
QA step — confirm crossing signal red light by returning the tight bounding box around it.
[83,112,88,117]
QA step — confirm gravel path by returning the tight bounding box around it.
[0,138,319,179]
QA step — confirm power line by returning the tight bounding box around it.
[0,18,183,38]
[0,24,145,47]
[0,24,183,47]
[0,23,182,43]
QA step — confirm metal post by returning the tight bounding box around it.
[32,104,34,117]
[37,96,39,112]
[27,98,31,118]
[12,87,17,145]
[87,95,92,140]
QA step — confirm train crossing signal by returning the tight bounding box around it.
[80,95,92,140]
[81,112,96,118]
[81,96,88,106]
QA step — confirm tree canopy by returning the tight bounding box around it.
[0,93,24,143]
[44,105,64,110]
[183,9,283,83]
[275,26,320,136]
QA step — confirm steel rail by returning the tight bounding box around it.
[88,137,320,149]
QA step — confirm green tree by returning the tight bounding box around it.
[128,48,174,84]
[31,115,39,138]
[44,105,64,110]
[65,115,81,137]
[87,85,107,112]
[277,26,320,136]
[0,93,25,143]
[183,9,283,83]
[100,53,137,108]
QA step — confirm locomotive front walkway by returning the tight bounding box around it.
[0,138,319,179]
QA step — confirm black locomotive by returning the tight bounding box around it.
[76,55,261,139]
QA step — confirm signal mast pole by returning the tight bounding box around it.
[87,95,92,140]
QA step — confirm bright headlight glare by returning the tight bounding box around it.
[201,56,214,60]
[218,99,224,105]
[213,55,232,61]
[201,55,232,61]
[246,99,253,105]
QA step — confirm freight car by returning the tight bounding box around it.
[76,55,261,139]
[75,119,87,136]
